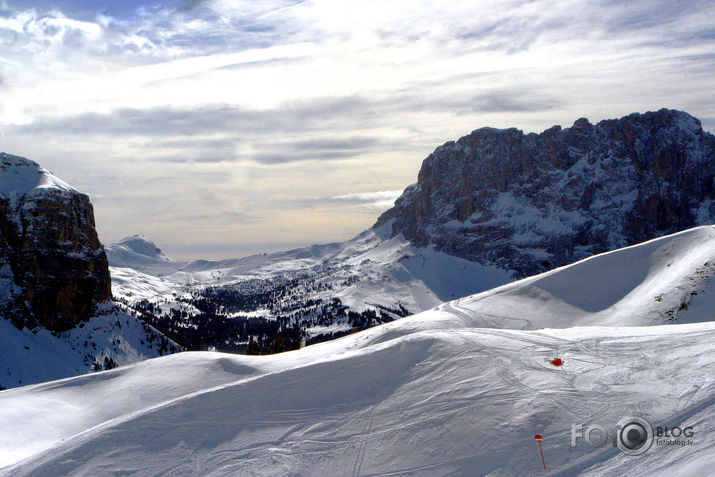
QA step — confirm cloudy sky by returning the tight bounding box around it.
[0,0,713,259]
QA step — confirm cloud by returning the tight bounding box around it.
[331,190,403,202]
[597,0,712,33]
[11,87,562,139]
[469,91,564,113]
[249,149,364,164]
[330,190,403,210]
[292,137,378,151]
[178,0,211,11]
[249,136,384,164]
[11,96,371,136]
[9,100,396,164]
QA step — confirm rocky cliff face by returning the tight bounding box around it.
[0,153,111,331]
[377,109,715,277]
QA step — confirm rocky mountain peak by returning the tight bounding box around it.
[0,153,111,331]
[376,108,714,278]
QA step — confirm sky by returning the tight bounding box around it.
[0,0,713,260]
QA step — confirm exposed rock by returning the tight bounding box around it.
[0,153,111,331]
[377,109,715,277]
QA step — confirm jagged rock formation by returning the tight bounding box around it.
[377,109,715,277]
[0,153,111,331]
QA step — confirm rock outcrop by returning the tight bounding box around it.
[377,109,715,277]
[0,153,111,331]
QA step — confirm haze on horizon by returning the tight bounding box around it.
[0,0,713,260]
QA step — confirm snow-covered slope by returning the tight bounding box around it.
[108,225,515,352]
[403,225,715,333]
[1,325,712,475]
[109,224,513,313]
[0,306,181,390]
[105,235,181,276]
[2,226,713,476]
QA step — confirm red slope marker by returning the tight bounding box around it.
[534,434,546,470]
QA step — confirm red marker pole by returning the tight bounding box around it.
[534,434,546,470]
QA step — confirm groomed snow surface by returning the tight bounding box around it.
[1,226,714,476]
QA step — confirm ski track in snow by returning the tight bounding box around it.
[1,324,713,476]
[0,226,714,476]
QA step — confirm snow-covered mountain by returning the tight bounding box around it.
[105,235,180,276]
[2,226,713,476]
[110,224,514,310]
[377,108,714,278]
[0,154,180,390]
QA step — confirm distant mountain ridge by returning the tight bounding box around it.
[377,108,714,277]
[106,235,181,276]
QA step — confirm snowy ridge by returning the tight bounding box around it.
[106,235,181,276]
[2,226,713,476]
[0,152,78,196]
[429,224,715,330]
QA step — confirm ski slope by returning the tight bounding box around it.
[1,324,712,476]
[1,226,713,476]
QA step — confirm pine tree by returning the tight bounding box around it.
[246,340,260,355]
[271,335,286,354]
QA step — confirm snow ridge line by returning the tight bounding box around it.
[0,337,408,473]
[0,373,264,473]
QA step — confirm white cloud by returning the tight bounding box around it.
[331,190,403,210]
[332,190,403,202]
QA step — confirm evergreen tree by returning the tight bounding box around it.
[271,335,286,354]
[246,340,260,355]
